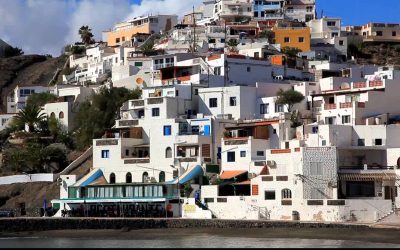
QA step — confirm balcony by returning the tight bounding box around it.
[339,102,352,109]
[369,80,384,87]
[223,137,249,145]
[147,98,164,105]
[124,158,150,164]
[324,103,336,110]
[353,82,366,88]
[95,139,119,146]
[118,119,139,127]
[130,100,144,108]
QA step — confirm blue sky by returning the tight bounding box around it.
[0,0,399,55]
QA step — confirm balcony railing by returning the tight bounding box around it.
[224,137,249,145]
[147,98,164,105]
[124,158,150,164]
[118,120,138,127]
[340,102,352,109]
[369,80,383,87]
[131,100,144,107]
[353,82,366,88]
[324,104,336,110]
[96,139,119,146]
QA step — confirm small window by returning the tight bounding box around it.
[163,125,171,136]
[339,40,344,46]
[50,112,56,119]
[273,129,277,134]
[247,66,251,72]
[254,52,260,58]
[254,11,259,18]
[342,115,351,124]
[126,172,132,183]
[59,112,64,119]
[227,152,235,162]
[282,189,292,199]
[260,104,269,114]
[230,97,237,106]
[175,90,179,96]
[165,147,172,158]
[110,173,116,184]
[142,172,149,183]
[125,149,129,156]
[331,32,339,37]
[376,31,383,36]
[375,139,383,146]
[275,104,284,112]
[327,21,336,26]
[264,190,276,200]
[116,38,120,43]
[240,151,246,157]
[322,140,326,146]
[209,98,218,108]
[284,37,290,43]
[159,171,165,183]
[298,37,304,43]
[194,89,199,95]
[101,150,110,159]
[358,139,365,146]
[134,62,143,67]
[392,31,397,37]
[152,108,160,117]
[256,151,264,156]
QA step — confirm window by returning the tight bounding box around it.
[327,21,336,26]
[247,66,251,72]
[159,172,165,183]
[310,162,323,176]
[393,31,397,37]
[284,37,290,43]
[257,151,264,156]
[331,32,338,37]
[110,173,116,184]
[240,151,246,157]
[275,104,284,112]
[134,62,143,67]
[116,38,120,43]
[209,98,218,108]
[325,117,335,125]
[122,37,125,42]
[227,152,235,162]
[273,129,277,134]
[306,6,313,12]
[282,189,292,199]
[59,111,64,119]
[339,40,344,46]
[298,37,304,43]
[376,31,383,36]
[175,90,179,96]
[165,147,172,158]
[322,140,326,146]
[194,89,199,95]
[50,112,55,119]
[214,67,221,75]
[342,115,351,124]
[125,149,129,156]
[163,125,171,136]
[101,150,110,158]
[260,104,269,114]
[126,173,132,183]
[286,7,293,13]
[375,138,383,146]
[142,172,149,183]
[230,97,237,106]
[152,108,160,117]
[254,52,260,58]
[264,190,276,200]
[358,139,365,146]
[254,11,259,17]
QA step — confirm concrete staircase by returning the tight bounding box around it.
[375,208,400,223]
[195,200,217,219]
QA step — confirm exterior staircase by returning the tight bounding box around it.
[375,208,400,223]
[195,199,217,219]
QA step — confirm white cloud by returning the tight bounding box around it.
[0,0,202,56]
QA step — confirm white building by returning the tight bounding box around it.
[7,85,50,113]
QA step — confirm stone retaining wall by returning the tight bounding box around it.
[0,218,372,232]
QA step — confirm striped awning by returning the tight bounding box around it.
[339,173,397,181]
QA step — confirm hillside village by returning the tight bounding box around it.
[1,0,400,223]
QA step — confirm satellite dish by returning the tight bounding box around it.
[136,78,144,84]
[340,82,350,89]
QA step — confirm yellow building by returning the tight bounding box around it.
[103,15,178,47]
[272,27,311,52]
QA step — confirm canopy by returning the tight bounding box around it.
[166,165,204,185]
[219,170,248,180]
[72,169,106,187]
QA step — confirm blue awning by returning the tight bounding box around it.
[166,165,204,185]
[72,169,105,187]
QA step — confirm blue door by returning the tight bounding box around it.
[204,125,211,136]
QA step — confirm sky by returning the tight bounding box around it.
[0,0,399,56]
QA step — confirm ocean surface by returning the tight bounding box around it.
[0,234,399,248]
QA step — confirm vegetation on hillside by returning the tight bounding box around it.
[79,25,95,46]
[276,88,305,128]
[3,46,24,58]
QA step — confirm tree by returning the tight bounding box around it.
[74,87,142,149]
[140,41,156,56]
[227,39,239,52]
[3,46,24,58]
[15,104,46,133]
[281,47,302,58]
[26,92,58,108]
[259,30,274,43]
[276,88,305,113]
[78,26,95,46]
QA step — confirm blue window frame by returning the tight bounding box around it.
[101,150,110,158]
[164,125,172,136]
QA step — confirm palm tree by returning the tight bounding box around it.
[78,25,95,46]
[140,41,155,56]
[15,104,46,133]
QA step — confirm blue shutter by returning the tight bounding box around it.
[204,125,211,136]
[164,126,171,136]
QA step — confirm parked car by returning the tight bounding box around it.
[0,210,14,217]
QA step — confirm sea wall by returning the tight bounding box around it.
[0,218,371,232]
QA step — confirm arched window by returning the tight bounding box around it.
[159,171,165,183]
[50,112,55,119]
[59,111,64,119]
[110,173,116,184]
[126,172,132,183]
[282,188,292,199]
[165,147,172,158]
[142,172,149,183]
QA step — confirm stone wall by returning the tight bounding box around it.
[0,218,370,232]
